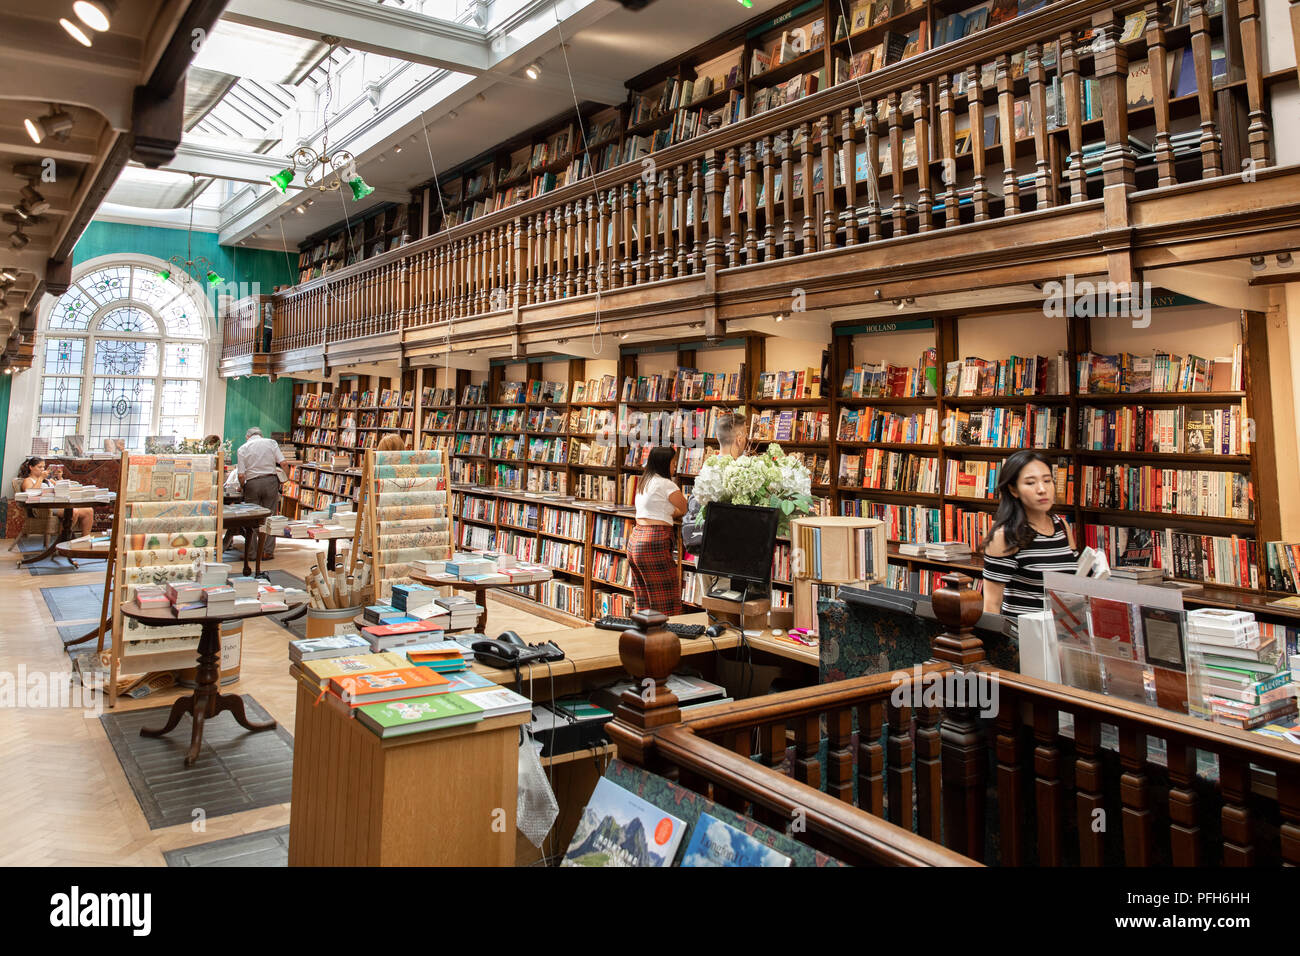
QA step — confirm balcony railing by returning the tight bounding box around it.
[267,0,1283,361]
[220,294,273,363]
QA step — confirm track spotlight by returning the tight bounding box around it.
[525,60,543,80]
[73,0,115,32]
[24,108,74,145]
[1250,255,1266,272]
[0,271,15,282]
[59,18,92,46]
[394,143,403,153]
[296,205,306,214]
[1278,252,1294,268]
[20,186,49,216]
[10,230,30,250]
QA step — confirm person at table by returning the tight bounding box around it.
[236,427,284,558]
[981,449,1078,618]
[18,457,94,536]
[629,446,688,618]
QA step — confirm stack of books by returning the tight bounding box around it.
[202,584,237,610]
[1188,609,1297,730]
[363,619,446,652]
[263,514,289,536]
[444,553,496,578]
[407,644,470,674]
[166,582,207,619]
[436,595,482,629]
[363,604,412,626]
[198,561,230,587]
[390,584,449,623]
[286,521,313,539]
[1107,566,1165,584]
[289,633,371,663]
[924,540,973,562]
[132,585,171,611]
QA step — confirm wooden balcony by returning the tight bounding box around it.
[237,0,1300,379]
[219,294,274,377]
[606,574,1300,866]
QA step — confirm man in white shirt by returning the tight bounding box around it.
[237,426,284,558]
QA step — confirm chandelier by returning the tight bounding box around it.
[157,176,224,286]
[270,37,374,200]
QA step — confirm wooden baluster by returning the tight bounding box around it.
[820,114,838,248]
[454,241,464,317]
[1028,43,1052,210]
[726,146,740,267]
[443,244,453,318]
[1237,0,1271,166]
[885,700,913,828]
[742,142,758,264]
[1033,701,1063,865]
[996,55,1020,217]
[593,194,604,293]
[994,694,1023,864]
[1058,36,1085,203]
[690,159,703,274]
[800,121,816,251]
[635,179,649,283]
[967,66,991,220]
[1074,712,1105,866]
[1118,726,1153,866]
[840,109,858,245]
[1093,9,1140,208]
[513,218,525,308]
[622,183,636,286]
[1145,2,1178,187]
[661,170,675,277]
[647,179,660,282]
[887,94,905,236]
[938,75,960,227]
[826,707,853,803]
[704,151,724,273]
[675,164,687,276]
[608,188,622,289]
[915,702,942,842]
[791,713,820,789]
[858,699,884,816]
[752,721,789,831]
[542,211,553,301]
[911,88,932,232]
[1188,0,1223,177]
[713,730,753,814]
[1280,766,1300,867]
[780,130,796,255]
[862,107,882,241]
[759,136,775,260]
[566,202,579,297]
[1167,739,1202,866]
[432,246,442,321]
[1220,753,1255,865]
[575,201,588,296]
[582,199,594,295]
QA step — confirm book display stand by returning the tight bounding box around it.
[109,454,224,708]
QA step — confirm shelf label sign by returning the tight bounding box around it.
[835,319,935,336]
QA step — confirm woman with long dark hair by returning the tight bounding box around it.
[628,445,689,617]
[981,449,1077,617]
[18,457,95,536]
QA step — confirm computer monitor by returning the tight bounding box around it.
[695,502,779,593]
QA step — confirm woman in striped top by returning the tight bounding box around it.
[982,450,1078,617]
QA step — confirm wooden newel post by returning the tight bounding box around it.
[605,610,682,772]
[929,572,987,861]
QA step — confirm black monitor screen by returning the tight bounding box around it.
[696,502,779,586]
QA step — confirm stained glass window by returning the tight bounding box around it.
[37,261,211,451]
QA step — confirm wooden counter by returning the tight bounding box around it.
[287,671,528,866]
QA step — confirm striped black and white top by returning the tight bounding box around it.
[982,514,1077,617]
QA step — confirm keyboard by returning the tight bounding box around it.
[593,616,706,639]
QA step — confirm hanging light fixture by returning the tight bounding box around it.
[277,38,374,200]
[157,175,225,287]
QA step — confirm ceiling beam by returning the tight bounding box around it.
[151,141,295,184]
[223,0,494,74]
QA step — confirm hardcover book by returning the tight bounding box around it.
[329,666,450,703]
[681,812,793,867]
[355,691,484,737]
[562,777,686,867]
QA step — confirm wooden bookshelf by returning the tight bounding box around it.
[295,203,413,285]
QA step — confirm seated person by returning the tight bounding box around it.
[18,457,94,536]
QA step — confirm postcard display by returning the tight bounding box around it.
[1040,571,1200,717]
[109,453,224,707]
[356,448,453,602]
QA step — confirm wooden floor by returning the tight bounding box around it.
[0,535,558,866]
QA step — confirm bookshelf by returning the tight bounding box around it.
[295,203,413,285]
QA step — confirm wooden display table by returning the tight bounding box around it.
[221,504,270,576]
[18,494,114,565]
[122,597,304,766]
[411,568,554,634]
[287,670,528,866]
[57,535,115,650]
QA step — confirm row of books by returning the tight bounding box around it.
[837,406,938,445]
[755,368,824,401]
[421,387,456,407]
[943,405,1068,450]
[1079,465,1254,520]
[749,409,831,443]
[570,376,619,403]
[570,439,619,468]
[944,353,1070,397]
[839,450,940,493]
[1077,347,1243,394]
[620,368,745,403]
[1078,405,1249,456]
[456,409,490,430]
[840,350,939,398]
[1082,524,1257,589]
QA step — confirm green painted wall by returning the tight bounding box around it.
[71,222,300,446]
[0,373,10,473]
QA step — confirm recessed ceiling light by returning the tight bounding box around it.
[525,61,541,80]
[296,205,306,214]
[59,18,93,46]
[394,143,402,153]
[73,0,114,31]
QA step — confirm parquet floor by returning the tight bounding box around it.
[0,536,556,866]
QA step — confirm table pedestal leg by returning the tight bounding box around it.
[139,694,193,739]
[20,508,72,566]
[214,693,276,732]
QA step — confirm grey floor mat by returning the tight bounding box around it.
[257,570,309,639]
[40,583,105,621]
[28,558,105,576]
[163,826,290,867]
[99,694,294,830]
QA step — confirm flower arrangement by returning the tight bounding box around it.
[692,444,815,534]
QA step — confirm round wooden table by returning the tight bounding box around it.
[56,535,114,650]
[221,504,271,577]
[122,597,306,767]
[18,495,114,566]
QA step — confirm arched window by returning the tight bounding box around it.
[38,260,211,452]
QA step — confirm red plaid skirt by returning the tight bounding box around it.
[627,524,682,617]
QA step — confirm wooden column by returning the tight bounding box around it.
[888,93,905,235]
[742,142,759,264]
[967,68,990,221]
[938,76,960,227]
[840,109,858,245]
[761,136,776,260]
[1187,0,1223,177]
[820,114,838,248]
[1073,712,1105,866]
[1220,754,1255,865]
[1167,740,1202,866]
[690,159,704,274]
[996,54,1020,217]
[862,107,883,241]
[781,130,796,254]
[703,151,724,273]
[675,164,687,276]
[885,700,913,828]
[1237,0,1271,166]
[1027,43,1052,210]
[622,183,636,287]
[1118,725,1153,866]
[726,146,741,267]
[857,699,885,817]
[1145,3,1178,187]
[994,697,1023,865]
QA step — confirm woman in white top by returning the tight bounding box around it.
[629,446,689,617]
